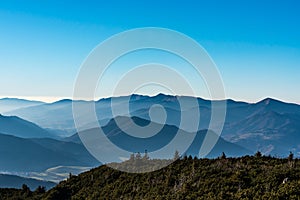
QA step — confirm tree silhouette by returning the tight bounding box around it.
[255,151,262,158]
[220,152,226,159]
[173,150,180,160]
[288,151,294,162]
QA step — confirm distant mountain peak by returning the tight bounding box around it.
[153,93,177,102]
[155,93,172,97]
[257,97,289,106]
[0,97,44,103]
[53,99,73,104]
[107,115,151,128]
[259,98,276,105]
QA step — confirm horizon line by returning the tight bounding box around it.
[0,94,299,106]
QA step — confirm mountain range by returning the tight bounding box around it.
[0,94,299,188]
[0,132,99,172]
[0,174,55,190]
[65,116,251,160]
[3,94,299,156]
[0,114,249,172]
[0,114,57,139]
[0,98,44,113]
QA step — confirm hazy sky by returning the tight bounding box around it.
[0,0,299,104]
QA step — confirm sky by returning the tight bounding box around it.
[0,0,299,104]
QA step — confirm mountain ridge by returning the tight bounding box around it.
[66,116,252,159]
[0,132,99,172]
[0,174,56,190]
[0,114,57,139]
[2,95,299,106]
[3,94,300,157]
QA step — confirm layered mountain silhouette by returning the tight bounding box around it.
[0,133,99,172]
[1,94,300,183]
[0,114,57,139]
[66,116,251,160]
[4,99,81,134]
[5,95,300,130]
[224,111,300,155]
[0,174,56,190]
[0,98,44,113]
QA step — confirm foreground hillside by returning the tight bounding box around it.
[2,155,300,199]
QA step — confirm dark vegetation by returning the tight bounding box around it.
[1,152,300,200]
[0,184,46,200]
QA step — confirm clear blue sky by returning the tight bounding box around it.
[0,0,299,103]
